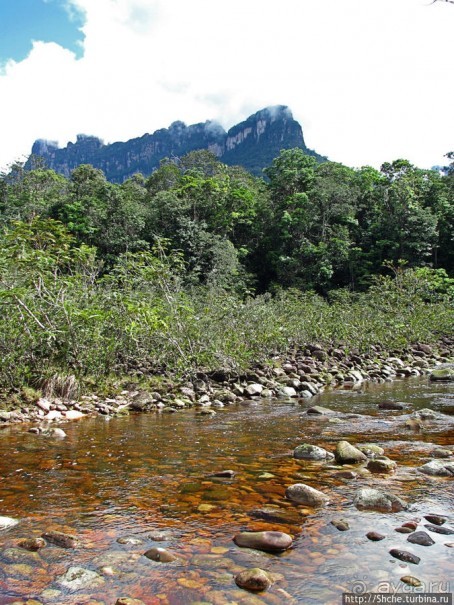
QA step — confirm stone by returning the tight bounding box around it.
[116,536,145,545]
[0,547,41,565]
[395,527,413,534]
[430,368,454,382]
[389,549,420,565]
[431,448,452,459]
[285,483,329,506]
[334,470,357,479]
[366,531,386,541]
[367,457,397,473]
[404,419,423,431]
[115,599,146,605]
[306,406,334,415]
[249,507,301,525]
[46,428,67,437]
[42,530,79,548]
[245,384,263,396]
[235,568,273,592]
[144,547,178,562]
[418,460,454,476]
[424,524,454,535]
[64,410,85,420]
[354,488,407,512]
[18,537,46,551]
[0,516,19,530]
[335,440,368,464]
[293,443,333,461]
[233,531,293,553]
[400,576,422,587]
[378,401,404,410]
[55,566,105,591]
[415,408,439,420]
[407,531,435,546]
[357,444,385,457]
[277,386,297,398]
[209,470,236,478]
[331,520,349,531]
[424,514,447,526]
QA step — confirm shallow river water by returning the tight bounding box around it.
[0,377,453,605]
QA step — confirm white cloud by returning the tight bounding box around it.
[1,0,453,172]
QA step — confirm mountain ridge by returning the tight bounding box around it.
[28,105,326,181]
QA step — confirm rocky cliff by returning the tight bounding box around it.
[28,106,325,181]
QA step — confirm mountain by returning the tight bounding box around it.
[27,105,325,182]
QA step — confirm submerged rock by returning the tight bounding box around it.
[115,599,146,605]
[335,440,368,464]
[306,406,334,415]
[235,567,274,592]
[18,537,46,551]
[55,566,105,591]
[42,530,79,548]
[144,547,178,562]
[285,483,329,506]
[354,488,407,512]
[233,531,293,552]
[331,519,350,531]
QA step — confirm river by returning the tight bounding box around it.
[0,377,453,604]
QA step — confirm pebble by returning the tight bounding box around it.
[285,483,330,506]
[389,549,420,564]
[235,567,274,592]
[400,576,422,587]
[424,514,447,526]
[366,532,386,541]
[407,531,435,546]
[233,531,293,553]
[330,520,349,531]
[424,524,454,535]
[143,547,178,562]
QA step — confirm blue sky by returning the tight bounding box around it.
[0,0,452,172]
[0,0,85,65]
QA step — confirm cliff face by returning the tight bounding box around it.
[28,106,325,181]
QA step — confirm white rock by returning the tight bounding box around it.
[0,516,19,530]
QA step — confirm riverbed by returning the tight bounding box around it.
[0,377,453,605]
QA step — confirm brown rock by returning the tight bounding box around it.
[235,568,274,592]
[233,531,293,553]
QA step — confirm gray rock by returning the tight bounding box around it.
[418,460,454,476]
[233,531,292,552]
[285,483,329,506]
[278,386,297,398]
[335,440,368,464]
[293,443,333,461]
[55,566,105,591]
[245,383,263,396]
[378,401,404,410]
[431,448,452,459]
[354,488,407,512]
[424,524,454,535]
[235,567,274,592]
[116,536,145,545]
[331,519,349,531]
[407,531,435,546]
[306,406,334,415]
[0,516,19,531]
[357,444,385,458]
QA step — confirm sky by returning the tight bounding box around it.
[0,0,453,173]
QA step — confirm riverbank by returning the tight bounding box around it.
[1,336,453,430]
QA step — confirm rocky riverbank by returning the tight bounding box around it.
[0,338,453,430]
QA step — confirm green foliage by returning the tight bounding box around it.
[0,147,452,395]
